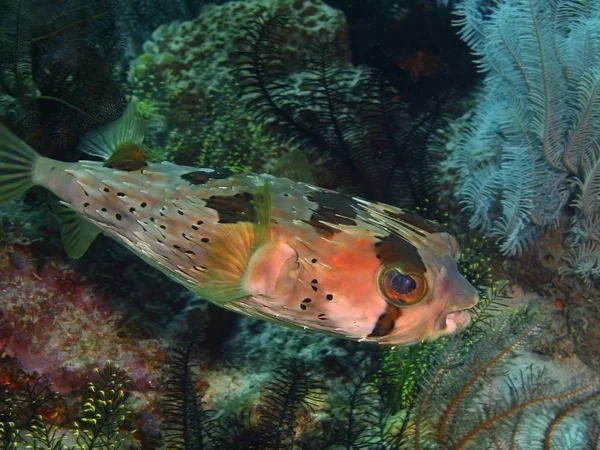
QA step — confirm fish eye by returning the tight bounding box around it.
[379,267,427,307]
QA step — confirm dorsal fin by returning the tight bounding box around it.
[78,102,147,171]
[49,196,102,259]
[272,149,314,184]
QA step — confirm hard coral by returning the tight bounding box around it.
[127,0,348,172]
[129,0,347,88]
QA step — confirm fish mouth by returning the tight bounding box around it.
[444,309,472,334]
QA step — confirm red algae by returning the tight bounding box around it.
[0,242,168,394]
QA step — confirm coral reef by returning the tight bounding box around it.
[0,215,170,394]
[234,12,455,206]
[116,0,224,53]
[0,0,598,448]
[128,0,457,207]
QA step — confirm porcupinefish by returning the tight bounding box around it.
[0,105,478,345]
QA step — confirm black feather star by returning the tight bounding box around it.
[234,11,454,208]
[163,342,215,450]
[209,359,323,450]
[253,359,323,449]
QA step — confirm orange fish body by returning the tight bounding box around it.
[0,105,478,345]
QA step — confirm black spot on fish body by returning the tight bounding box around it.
[201,237,210,243]
[368,306,401,337]
[129,207,136,213]
[303,191,359,235]
[84,202,90,207]
[326,294,333,300]
[181,168,233,185]
[203,193,254,224]
[115,213,122,220]
[300,304,307,310]
[117,192,125,197]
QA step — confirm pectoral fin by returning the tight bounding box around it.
[193,183,275,304]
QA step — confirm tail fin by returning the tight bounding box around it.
[0,123,40,204]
